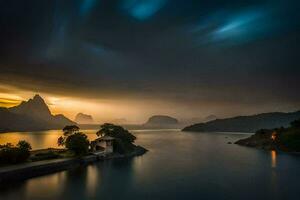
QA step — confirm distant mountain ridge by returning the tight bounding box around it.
[182,111,300,133]
[75,113,94,124]
[0,95,76,133]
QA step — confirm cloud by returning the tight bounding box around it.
[120,0,168,20]
[0,0,299,121]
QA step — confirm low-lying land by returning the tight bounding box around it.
[0,124,147,182]
[235,119,300,152]
[0,145,147,183]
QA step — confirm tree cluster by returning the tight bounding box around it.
[0,140,32,164]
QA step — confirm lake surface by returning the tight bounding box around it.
[1,129,300,200]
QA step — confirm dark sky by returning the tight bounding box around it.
[0,0,300,121]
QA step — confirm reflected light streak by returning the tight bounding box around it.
[25,171,66,199]
[271,150,277,168]
[86,165,100,197]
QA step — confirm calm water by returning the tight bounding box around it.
[1,130,300,200]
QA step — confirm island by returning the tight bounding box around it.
[235,119,300,152]
[0,124,147,182]
[144,115,179,128]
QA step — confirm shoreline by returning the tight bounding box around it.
[0,146,147,183]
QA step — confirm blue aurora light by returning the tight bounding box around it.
[121,0,168,20]
[212,9,268,43]
[80,0,99,16]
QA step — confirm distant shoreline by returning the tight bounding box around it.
[0,127,183,134]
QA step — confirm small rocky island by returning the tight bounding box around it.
[144,115,179,128]
[235,119,300,152]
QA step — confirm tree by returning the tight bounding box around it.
[97,123,136,143]
[65,132,90,156]
[57,136,65,146]
[58,125,80,146]
[96,123,137,154]
[0,140,32,164]
[17,140,32,151]
[63,125,80,136]
[58,126,90,155]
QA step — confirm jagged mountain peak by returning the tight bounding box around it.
[9,94,51,118]
[32,94,44,101]
[0,95,76,132]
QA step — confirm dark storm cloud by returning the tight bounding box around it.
[0,0,300,114]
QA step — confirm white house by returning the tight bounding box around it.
[91,136,115,153]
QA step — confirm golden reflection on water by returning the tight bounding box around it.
[271,150,277,168]
[0,130,61,149]
[25,172,66,199]
[86,165,100,198]
[0,130,99,149]
[270,150,279,196]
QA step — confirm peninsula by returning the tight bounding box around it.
[0,124,147,182]
[235,119,300,152]
[182,111,300,133]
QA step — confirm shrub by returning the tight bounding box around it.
[0,141,31,164]
[17,140,32,151]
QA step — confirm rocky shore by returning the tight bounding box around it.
[0,146,147,183]
[235,119,300,152]
[235,131,277,150]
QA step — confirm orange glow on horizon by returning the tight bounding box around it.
[0,92,25,107]
[0,89,146,123]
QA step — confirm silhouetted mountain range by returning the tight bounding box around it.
[0,95,76,132]
[182,111,300,133]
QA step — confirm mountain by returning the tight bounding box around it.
[10,95,52,120]
[75,113,94,124]
[144,115,179,128]
[0,95,76,132]
[182,111,300,133]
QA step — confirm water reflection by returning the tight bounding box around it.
[25,172,66,199]
[1,131,300,200]
[271,150,277,168]
[86,165,100,198]
[0,130,99,149]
